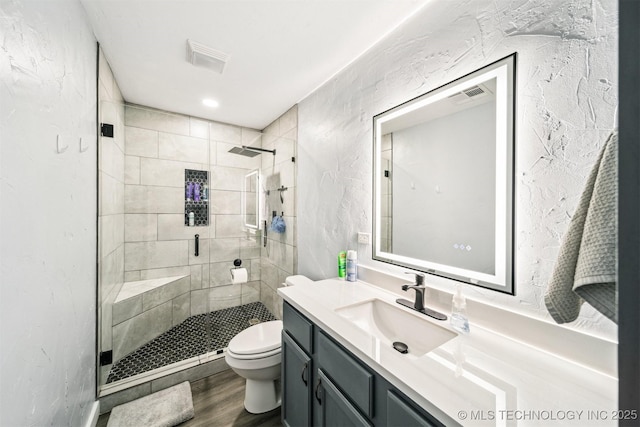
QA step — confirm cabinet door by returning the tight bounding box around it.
[282,331,312,427]
[317,331,374,418]
[387,391,439,427]
[315,369,372,427]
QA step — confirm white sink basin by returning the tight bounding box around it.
[335,298,457,356]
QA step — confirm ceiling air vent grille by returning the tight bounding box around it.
[448,84,491,105]
[186,39,229,74]
[462,85,485,98]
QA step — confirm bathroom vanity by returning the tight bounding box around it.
[282,301,443,426]
[278,277,617,427]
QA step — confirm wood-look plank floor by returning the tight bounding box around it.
[97,369,282,427]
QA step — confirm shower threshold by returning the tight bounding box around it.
[99,351,222,396]
[103,301,276,388]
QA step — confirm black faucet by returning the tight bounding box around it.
[401,272,426,311]
[396,272,447,321]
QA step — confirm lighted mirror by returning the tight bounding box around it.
[373,54,516,294]
[243,169,259,229]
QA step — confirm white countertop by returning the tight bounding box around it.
[278,278,618,427]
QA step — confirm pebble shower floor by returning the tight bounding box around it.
[106,301,277,383]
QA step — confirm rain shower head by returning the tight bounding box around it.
[227,146,276,157]
[228,146,261,157]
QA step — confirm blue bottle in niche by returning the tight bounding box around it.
[186,182,194,201]
[193,183,201,202]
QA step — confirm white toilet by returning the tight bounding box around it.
[225,320,283,414]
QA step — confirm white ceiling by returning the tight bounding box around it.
[80,0,429,130]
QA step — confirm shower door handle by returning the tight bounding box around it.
[195,234,199,257]
[263,220,268,247]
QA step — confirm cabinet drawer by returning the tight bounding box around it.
[317,331,374,418]
[283,302,314,354]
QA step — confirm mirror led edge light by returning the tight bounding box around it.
[372,53,516,294]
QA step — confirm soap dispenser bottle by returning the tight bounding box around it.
[450,285,470,333]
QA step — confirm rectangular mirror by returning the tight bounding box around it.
[373,53,516,294]
[243,169,260,229]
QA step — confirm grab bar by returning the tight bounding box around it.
[195,234,199,257]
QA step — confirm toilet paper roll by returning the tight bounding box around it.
[231,268,248,284]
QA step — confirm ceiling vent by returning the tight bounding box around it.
[186,39,229,74]
[448,84,491,105]
[462,85,486,98]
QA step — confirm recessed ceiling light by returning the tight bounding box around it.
[202,99,219,108]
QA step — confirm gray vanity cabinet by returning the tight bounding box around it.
[315,369,372,427]
[282,332,312,427]
[282,303,314,427]
[387,391,435,427]
[314,330,374,426]
[282,302,445,427]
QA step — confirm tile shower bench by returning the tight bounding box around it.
[112,275,191,361]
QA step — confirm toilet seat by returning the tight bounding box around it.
[227,320,283,358]
[227,346,281,360]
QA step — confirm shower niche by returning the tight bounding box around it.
[185,169,209,226]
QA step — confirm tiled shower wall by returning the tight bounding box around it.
[99,90,298,378]
[117,105,264,354]
[259,106,298,319]
[98,48,126,382]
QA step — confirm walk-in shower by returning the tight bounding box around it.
[97,100,276,398]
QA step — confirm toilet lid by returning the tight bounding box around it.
[228,320,283,355]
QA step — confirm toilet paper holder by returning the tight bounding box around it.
[230,259,248,284]
[229,258,243,276]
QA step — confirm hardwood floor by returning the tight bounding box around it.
[97,369,282,427]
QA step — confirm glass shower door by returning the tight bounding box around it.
[202,125,276,360]
[98,103,215,391]
[97,98,126,389]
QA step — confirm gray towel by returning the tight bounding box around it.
[544,131,618,324]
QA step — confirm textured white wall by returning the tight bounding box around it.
[298,0,618,339]
[0,1,98,425]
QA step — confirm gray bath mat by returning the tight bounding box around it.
[107,381,194,427]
